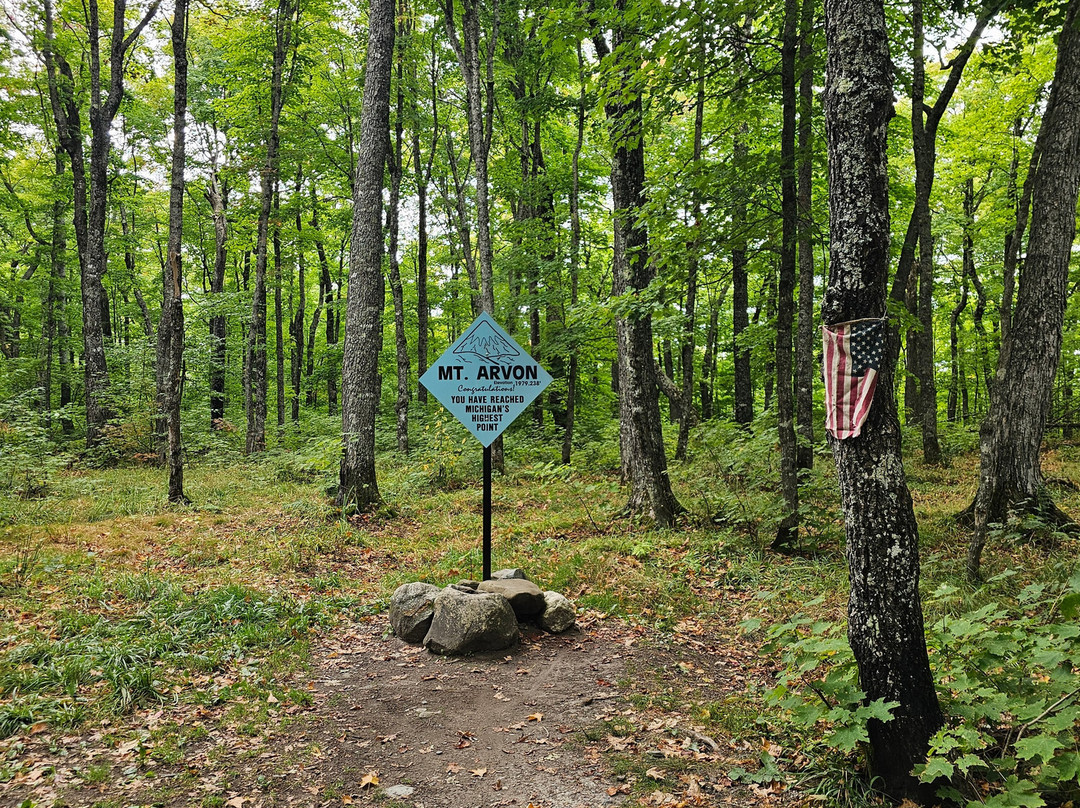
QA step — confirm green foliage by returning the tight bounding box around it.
[755,599,898,759]
[760,572,1080,807]
[916,573,1080,807]
[0,392,72,501]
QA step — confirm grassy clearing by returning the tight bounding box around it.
[0,418,1077,806]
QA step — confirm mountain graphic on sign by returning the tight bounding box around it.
[453,320,522,364]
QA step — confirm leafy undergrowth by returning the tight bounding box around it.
[0,418,1077,807]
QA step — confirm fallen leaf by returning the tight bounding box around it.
[447,763,462,774]
[359,771,379,788]
[646,767,667,780]
[527,713,543,722]
[225,798,247,808]
[470,768,487,778]
[341,796,353,805]
[28,722,49,735]
[267,694,279,704]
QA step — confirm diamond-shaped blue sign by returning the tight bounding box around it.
[419,313,552,447]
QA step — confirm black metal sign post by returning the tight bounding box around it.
[483,444,492,580]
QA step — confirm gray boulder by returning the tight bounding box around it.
[478,578,545,619]
[389,582,441,644]
[491,568,529,580]
[423,586,520,655]
[540,590,576,633]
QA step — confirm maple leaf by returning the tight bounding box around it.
[470,768,487,778]
[359,771,379,788]
[527,713,543,722]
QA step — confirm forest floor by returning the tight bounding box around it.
[1,423,1078,808]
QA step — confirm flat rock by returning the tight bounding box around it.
[388,582,441,644]
[491,568,529,580]
[540,590,576,633]
[383,784,416,799]
[477,578,545,618]
[423,586,520,656]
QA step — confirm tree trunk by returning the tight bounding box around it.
[700,302,718,420]
[42,0,159,447]
[274,191,285,429]
[775,0,800,548]
[677,62,705,462]
[562,42,586,466]
[337,0,395,509]
[593,8,682,527]
[949,185,971,424]
[388,37,410,455]
[822,0,943,797]
[967,0,1080,581]
[159,0,189,503]
[412,51,437,406]
[904,269,920,422]
[909,0,943,464]
[290,171,305,423]
[246,0,294,454]
[732,120,753,426]
[795,0,816,471]
[207,170,228,426]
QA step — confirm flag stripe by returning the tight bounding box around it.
[822,319,884,440]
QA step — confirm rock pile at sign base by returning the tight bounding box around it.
[388,570,577,656]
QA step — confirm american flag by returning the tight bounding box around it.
[823,318,885,440]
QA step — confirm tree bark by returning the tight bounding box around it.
[794,0,816,471]
[593,8,682,527]
[159,0,189,503]
[337,0,395,509]
[412,43,438,406]
[909,0,942,464]
[290,171,305,423]
[967,0,1080,581]
[388,34,410,455]
[246,0,294,454]
[562,41,586,466]
[207,169,228,426]
[41,0,160,447]
[676,61,705,462]
[274,191,285,429]
[822,0,943,797]
[775,0,800,548]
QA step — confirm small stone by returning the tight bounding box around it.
[539,590,576,633]
[456,580,480,590]
[383,784,416,799]
[423,586,520,656]
[491,568,528,580]
[477,578,545,618]
[389,582,441,644]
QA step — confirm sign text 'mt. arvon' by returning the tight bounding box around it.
[419,313,552,447]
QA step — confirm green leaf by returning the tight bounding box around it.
[977,776,1045,807]
[1014,734,1063,763]
[918,757,955,782]
[1058,592,1080,620]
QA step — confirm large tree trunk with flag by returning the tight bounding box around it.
[822,0,942,799]
[965,0,1080,581]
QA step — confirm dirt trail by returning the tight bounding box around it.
[297,617,633,808]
